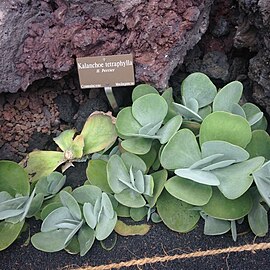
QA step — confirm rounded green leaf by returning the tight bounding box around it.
[165,176,212,206]
[40,202,63,220]
[78,225,95,256]
[107,155,130,194]
[121,152,147,173]
[132,84,159,101]
[0,221,24,251]
[203,216,230,236]
[214,157,265,199]
[132,94,168,126]
[114,189,145,208]
[160,129,201,170]
[242,103,263,126]
[60,191,82,220]
[0,160,29,196]
[199,112,252,148]
[86,160,113,193]
[121,138,152,155]
[157,190,200,233]
[202,188,252,220]
[245,130,270,160]
[72,186,102,205]
[81,113,117,155]
[95,213,117,241]
[181,72,217,108]
[145,169,167,208]
[213,81,243,112]
[115,204,130,217]
[116,107,141,137]
[156,115,182,144]
[31,229,72,252]
[130,207,148,221]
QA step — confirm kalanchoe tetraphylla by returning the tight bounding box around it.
[0,161,43,251]
[32,187,117,256]
[72,185,117,242]
[35,172,66,200]
[107,153,154,208]
[173,72,217,122]
[116,85,182,155]
[161,126,264,202]
[25,112,117,182]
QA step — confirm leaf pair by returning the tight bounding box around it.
[173,72,217,122]
[116,91,182,154]
[107,154,154,208]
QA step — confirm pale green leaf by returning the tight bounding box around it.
[132,94,168,126]
[78,225,95,256]
[160,129,201,170]
[213,81,243,112]
[165,176,212,206]
[132,84,159,101]
[157,190,200,233]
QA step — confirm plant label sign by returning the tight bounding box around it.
[76,54,135,89]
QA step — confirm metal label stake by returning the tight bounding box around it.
[104,86,119,113]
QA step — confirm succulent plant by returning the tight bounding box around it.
[116,85,182,155]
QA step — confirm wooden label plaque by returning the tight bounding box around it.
[76,54,135,89]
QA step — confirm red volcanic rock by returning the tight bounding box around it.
[0,0,213,93]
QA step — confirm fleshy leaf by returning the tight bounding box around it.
[245,130,270,160]
[130,207,148,221]
[201,141,249,162]
[203,215,230,235]
[83,203,96,229]
[132,94,168,126]
[116,107,141,137]
[175,168,220,186]
[248,188,268,237]
[0,221,24,251]
[0,161,30,196]
[31,229,72,252]
[165,176,212,206]
[121,138,152,155]
[81,113,117,155]
[199,112,252,148]
[156,115,182,144]
[212,81,243,112]
[60,191,81,220]
[114,189,145,208]
[181,72,217,108]
[107,155,130,193]
[145,170,167,208]
[242,103,264,126]
[41,207,74,232]
[160,129,201,170]
[95,213,117,241]
[78,225,95,256]
[132,84,159,101]
[121,152,147,173]
[157,190,200,233]
[25,151,65,182]
[114,220,150,236]
[202,188,252,220]
[173,103,202,122]
[253,160,270,207]
[72,186,102,205]
[213,157,265,199]
[86,160,112,193]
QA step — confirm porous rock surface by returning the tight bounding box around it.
[235,0,270,115]
[0,0,213,93]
